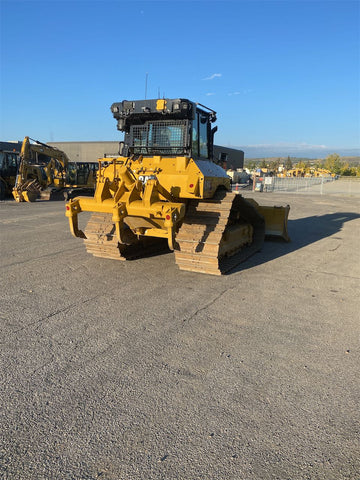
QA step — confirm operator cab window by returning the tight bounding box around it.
[192,110,209,159]
[192,116,199,157]
[131,121,187,156]
[199,113,208,157]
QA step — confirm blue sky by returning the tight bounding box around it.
[1,0,359,157]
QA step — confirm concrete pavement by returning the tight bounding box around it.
[0,192,359,479]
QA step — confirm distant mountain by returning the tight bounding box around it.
[231,144,360,159]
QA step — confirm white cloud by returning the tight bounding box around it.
[228,90,253,96]
[203,73,222,80]
[206,92,215,96]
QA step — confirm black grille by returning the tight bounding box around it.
[130,121,187,155]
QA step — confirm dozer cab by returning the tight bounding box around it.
[66,98,289,275]
[13,137,97,202]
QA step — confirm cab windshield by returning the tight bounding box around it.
[130,120,188,155]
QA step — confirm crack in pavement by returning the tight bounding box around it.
[1,246,85,269]
[184,287,235,322]
[303,269,359,280]
[11,296,100,335]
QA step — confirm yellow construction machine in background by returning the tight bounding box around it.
[0,148,20,200]
[13,137,97,202]
[66,98,290,275]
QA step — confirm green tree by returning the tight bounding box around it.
[260,159,267,169]
[340,164,359,176]
[285,156,292,170]
[270,158,280,173]
[314,159,323,169]
[296,160,306,170]
[246,160,257,171]
[324,153,343,175]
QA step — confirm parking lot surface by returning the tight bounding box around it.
[1,190,359,479]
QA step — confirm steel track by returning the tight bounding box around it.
[83,213,169,260]
[174,191,265,275]
[82,191,265,275]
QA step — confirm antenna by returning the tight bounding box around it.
[145,72,148,99]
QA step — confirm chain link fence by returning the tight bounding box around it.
[232,176,360,196]
[265,176,335,194]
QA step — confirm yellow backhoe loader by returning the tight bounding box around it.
[13,137,97,202]
[66,99,290,275]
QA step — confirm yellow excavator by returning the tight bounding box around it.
[13,137,97,202]
[66,98,290,275]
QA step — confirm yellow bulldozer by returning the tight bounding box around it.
[66,98,289,275]
[13,137,97,202]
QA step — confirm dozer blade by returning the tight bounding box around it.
[256,205,290,242]
[245,199,290,242]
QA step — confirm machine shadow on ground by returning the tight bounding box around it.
[229,211,360,274]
